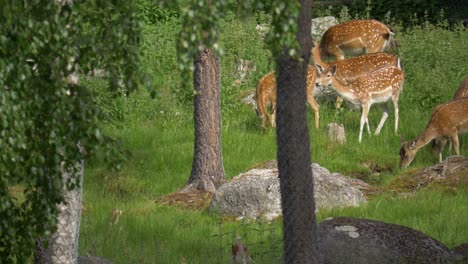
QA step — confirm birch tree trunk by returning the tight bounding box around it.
[35,162,84,264]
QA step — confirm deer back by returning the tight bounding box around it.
[256,72,277,107]
[427,97,468,133]
[319,19,393,59]
[334,53,400,84]
[453,79,468,99]
[350,66,404,94]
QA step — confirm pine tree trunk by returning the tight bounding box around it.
[276,0,319,263]
[183,48,225,193]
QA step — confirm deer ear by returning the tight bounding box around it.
[315,64,323,74]
[332,64,337,75]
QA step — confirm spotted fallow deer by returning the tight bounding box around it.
[432,78,468,162]
[400,97,468,168]
[255,65,320,128]
[319,19,395,61]
[311,38,401,108]
[315,63,404,143]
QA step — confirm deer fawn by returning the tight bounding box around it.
[315,62,404,142]
[432,79,468,162]
[255,65,320,128]
[319,19,395,61]
[400,97,468,168]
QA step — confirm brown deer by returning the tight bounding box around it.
[432,78,468,162]
[255,65,320,128]
[315,63,404,142]
[311,39,401,108]
[400,97,468,168]
[255,38,400,129]
[319,19,395,61]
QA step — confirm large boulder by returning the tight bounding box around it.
[208,161,370,220]
[318,217,456,263]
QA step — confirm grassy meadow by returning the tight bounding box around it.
[78,9,468,264]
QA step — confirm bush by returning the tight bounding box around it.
[349,0,441,26]
[137,0,179,25]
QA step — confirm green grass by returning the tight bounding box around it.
[78,13,468,264]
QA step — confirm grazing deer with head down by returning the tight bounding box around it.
[315,62,404,143]
[255,65,320,129]
[431,78,468,162]
[400,97,468,168]
[319,19,395,61]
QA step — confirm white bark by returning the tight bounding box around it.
[49,162,84,264]
[35,161,84,264]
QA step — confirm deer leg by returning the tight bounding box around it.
[335,97,343,109]
[393,96,399,133]
[359,103,371,143]
[259,110,267,129]
[271,109,276,128]
[329,46,345,61]
[451,134,460,156]
[307,93,320,128]
[439,146,443,163]
[375,103,389,135]
[365,117,371,134]
[432,138,448,162]
[261,115,267,128]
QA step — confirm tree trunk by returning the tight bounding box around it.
[183,48,225,193]
[276,0,319,263]
[35,161,84,264]
[35,51,84,264]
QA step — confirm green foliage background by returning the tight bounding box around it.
[0,1,142,261]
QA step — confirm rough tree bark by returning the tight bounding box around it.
[276,0,319,263]
[35,162,84,264]
[182,48,226,193]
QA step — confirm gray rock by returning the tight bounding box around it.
[451,243,468,262]
[311,16,339,38]
[208,162,368,220]
[318,217,454,264]
[327,123,346,144]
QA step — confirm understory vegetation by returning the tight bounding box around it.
[79,5,468,264]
